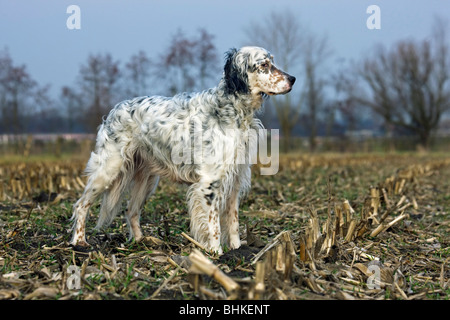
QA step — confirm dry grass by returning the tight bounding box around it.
[0,152,449,300]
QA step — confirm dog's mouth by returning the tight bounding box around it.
[266,87,292,96]
[280,87,293,94]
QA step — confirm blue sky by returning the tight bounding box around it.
[1,0,449,98]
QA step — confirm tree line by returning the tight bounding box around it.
[1,11,449,150]
[1,27,219,135]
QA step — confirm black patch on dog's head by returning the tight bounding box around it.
[223,48,249,95]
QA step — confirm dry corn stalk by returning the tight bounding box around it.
[188,249,240,295]
[300,200,357,262]
[298,192,412,264]
[353,262,406,290]
[370,212,409,237]
[370,187,381,217]
[344,220,357,242]
[250,261,265,300]
[251,230,296,281]
[0,161,87,201]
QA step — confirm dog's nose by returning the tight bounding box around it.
[288,75,296,85]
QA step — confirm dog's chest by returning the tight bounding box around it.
[212,120,257,166]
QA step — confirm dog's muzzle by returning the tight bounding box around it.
[282,74,296,94]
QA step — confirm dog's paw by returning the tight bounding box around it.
[69,240,92,252]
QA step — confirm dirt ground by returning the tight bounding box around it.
[0,153,449,300]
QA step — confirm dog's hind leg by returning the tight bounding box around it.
[70,149,124,247]
[125,167,160,242]
[94,172,129,232]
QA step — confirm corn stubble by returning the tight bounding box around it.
[0,154,449,300]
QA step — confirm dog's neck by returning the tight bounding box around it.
[217,79,264,110]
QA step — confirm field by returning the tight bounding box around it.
[0,152,449,301]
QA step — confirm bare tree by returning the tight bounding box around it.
[30,84,58,133]
[302,33,332,151]
[353,19,450,149]
[331,60,376,138]
[244,10,331,152]
[78,53,122,132]
[125,50,152,97]
[159,29,196,95]
[158,28,219,95]
[195,28,219,89]
[333,64,356,132]
[61,86,83,132]
[0,48,40,134]
[244,10,303,72]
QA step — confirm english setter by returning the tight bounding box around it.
[70,46,295,253]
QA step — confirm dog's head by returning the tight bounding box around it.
[223,46,296,97]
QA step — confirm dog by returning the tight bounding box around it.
[70,46,295,253]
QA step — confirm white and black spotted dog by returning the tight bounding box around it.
[70,46,295,253]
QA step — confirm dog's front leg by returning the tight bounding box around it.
[187,180,223,254]
[220,166,251,250]
[220,186,241,250]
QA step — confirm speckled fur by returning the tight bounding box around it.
[70,46,295,253]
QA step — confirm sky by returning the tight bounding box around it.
[1,0,449,99]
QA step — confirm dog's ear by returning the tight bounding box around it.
[224,48,249,95]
